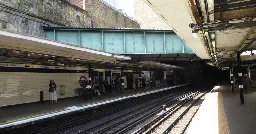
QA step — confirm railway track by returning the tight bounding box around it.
[75,90,199,134]
[1,86,207,134]
[134,92,206,134]
[2,87,190,134]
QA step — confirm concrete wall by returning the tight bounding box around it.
[0,71,88,107]
[0,0,140,37]
[134,0,171,30]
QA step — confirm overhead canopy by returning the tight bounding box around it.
[124,54,201,62]
[143,0,210,59]
[144,0,256,66]
[0,30,131,64]
[184,0,255,66]
[138,61,185,70]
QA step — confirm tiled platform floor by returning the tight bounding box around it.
[186,85,256,134]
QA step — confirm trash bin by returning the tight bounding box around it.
[40,91,44,102]
[60,85,66,96]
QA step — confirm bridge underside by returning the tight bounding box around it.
[44,27,194,55]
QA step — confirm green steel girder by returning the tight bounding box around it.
[44,27,194,54]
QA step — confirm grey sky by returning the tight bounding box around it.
[103,0,134,17]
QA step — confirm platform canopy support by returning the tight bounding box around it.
[237,51,244,104]
[230,66,234,92]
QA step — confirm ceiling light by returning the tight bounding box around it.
[44,55,48,57]
[114,55,131,60]
[192,33,198,39]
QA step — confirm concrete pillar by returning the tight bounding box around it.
[237,51,244,104]
[230,66,234,92]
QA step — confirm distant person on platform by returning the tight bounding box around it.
[243,74,252,94]
[49,80,57,104]
[135,77,139,91]
[103,79,108,93]
[142,77,146,90]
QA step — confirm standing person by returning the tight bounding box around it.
[116,76,121,92]
[49,80,57,104]
[142,77,146,90]
[103,79,108,93]
[135,77,139,91]
[111,77,115,94]
[243,74,251,94]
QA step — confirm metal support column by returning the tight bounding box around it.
[121,67,124,92]
[230,66,234,92]
[174,71,177,85]
[88,64,92,86]
[139,69,142,90]
[248,66,251,78]
[150,70,153,89]
[237,51,244,104]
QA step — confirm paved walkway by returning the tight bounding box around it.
[186,85,256,134]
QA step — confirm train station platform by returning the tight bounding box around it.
[186,85,256,134]
[0,84,186,129]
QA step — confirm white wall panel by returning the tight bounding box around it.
[0,72,88,107]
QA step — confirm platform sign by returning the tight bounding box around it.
[0,63,18,67]
[45,66,64,70]
[33,65,46,68]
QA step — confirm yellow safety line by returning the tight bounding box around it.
[218,92,230,134]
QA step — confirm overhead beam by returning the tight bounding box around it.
[215,1,256,12]
[157,54,162,62]
[238,27,256,51]
[188,0,202,24]
[173,54,179,62]
[190,54,197,61]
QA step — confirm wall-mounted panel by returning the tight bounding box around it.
[166,34,184,53]
[45,31,54,41]
[125,33,145,53]
[55,31,80,46]
[146,33,164,54]
[103,32,124,54]
[184,44,194,54]
[81,32,102,50]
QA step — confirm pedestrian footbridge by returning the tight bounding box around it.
[43,27,194,55]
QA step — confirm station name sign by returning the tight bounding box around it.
[0,63,88,70]
[0,63,18,67]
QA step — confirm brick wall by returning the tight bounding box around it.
[0,0,140,37]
